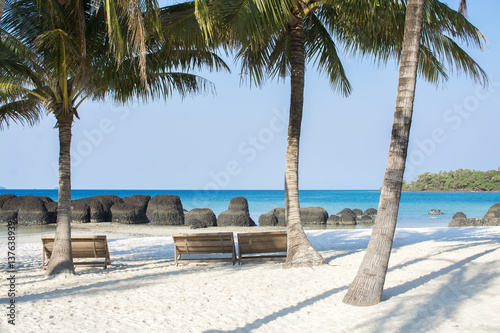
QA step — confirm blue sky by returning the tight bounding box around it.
[1,0,499,190]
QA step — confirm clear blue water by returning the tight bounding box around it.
[2,189,500,228]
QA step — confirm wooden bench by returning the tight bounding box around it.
[237,231,287,264]
[42,235,111,269]
[172,232,237,265]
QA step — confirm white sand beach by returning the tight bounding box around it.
[1,225,500,332]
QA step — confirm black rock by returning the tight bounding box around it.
[449,217,485,227]
[217,210,252,227]
[337,208,356,220]
[2,195,52,225]
[300,207,328,225]
[364,208,378,217]
[484,203,500,219]
[452,212,467,219]
[358,215,374,225]
[111,203,149,224]
[0,194,16,207]
[258,208,286,227]
[122,195,151,211]
[71,199,91,223]
[146,195,185,225]
[45,201,58,224]
[258,211,278,226]
[326,214,341,225]
[352,209,363,217]
[273,208,286,226]
[228,197,250,213]
[185,208,217,228]
[337,209,356,226]
[217,197,254,227]
[69,195,124,223]
[0,209,17,224]
[429,209,445,215]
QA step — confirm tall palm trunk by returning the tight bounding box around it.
[45,112,75,276]
[342,0,424,305]
[283,18,326,268]
[0,0,5,19]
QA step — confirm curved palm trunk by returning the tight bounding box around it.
[45,113,75,276]
[283,19,326,269]
[342,0,424,305]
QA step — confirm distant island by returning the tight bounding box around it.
[0,186,5,190]
[403,168,500,192]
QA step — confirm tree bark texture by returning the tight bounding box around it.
[342,0,424,305]
[45,113,75,276]
[0,0,5,19]
[283,18,326,268]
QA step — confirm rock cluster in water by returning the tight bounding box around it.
[0,193,378,227]
[259,207,377,227]
[0,194,253,227]
[449,203,500,227]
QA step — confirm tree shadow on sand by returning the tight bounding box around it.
[321,227,499,263]
[18,261,258,303]
[349,246,499,332]
[203,285,349,333]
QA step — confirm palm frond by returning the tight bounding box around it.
[266,33,290,82]
[101,0,127,63]
[213,0,292,49]
[417,43,448,85]
[305,12,351,96]
[425,0,484,50]
[0,98,44,130]
[235,33,275,87]
[421,29,488,86]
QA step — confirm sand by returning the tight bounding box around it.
[1,225,499,332]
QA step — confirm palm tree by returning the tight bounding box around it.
[0,0,227,276]
[208,0,487,268]
[343,0,487,306]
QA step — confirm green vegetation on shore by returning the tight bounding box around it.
[403,169,500,192]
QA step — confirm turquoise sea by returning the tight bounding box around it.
[2,189,500,228]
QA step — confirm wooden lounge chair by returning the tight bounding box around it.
[41,235,111,269]
[237,231,287,264]
[172,232,237,265]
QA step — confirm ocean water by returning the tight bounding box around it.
[2,189,500,228]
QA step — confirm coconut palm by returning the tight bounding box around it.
[343,0,487,306]
[0,0,227,276]
[207,0,487,268]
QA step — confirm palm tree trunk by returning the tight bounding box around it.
[342,0,424,306]
[0,0,5,19]
[283,19,326,269]
[45,113,75,276]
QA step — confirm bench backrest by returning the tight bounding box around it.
[238,231,287,255]
[42,235,109,260]
[173,232,235,255]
